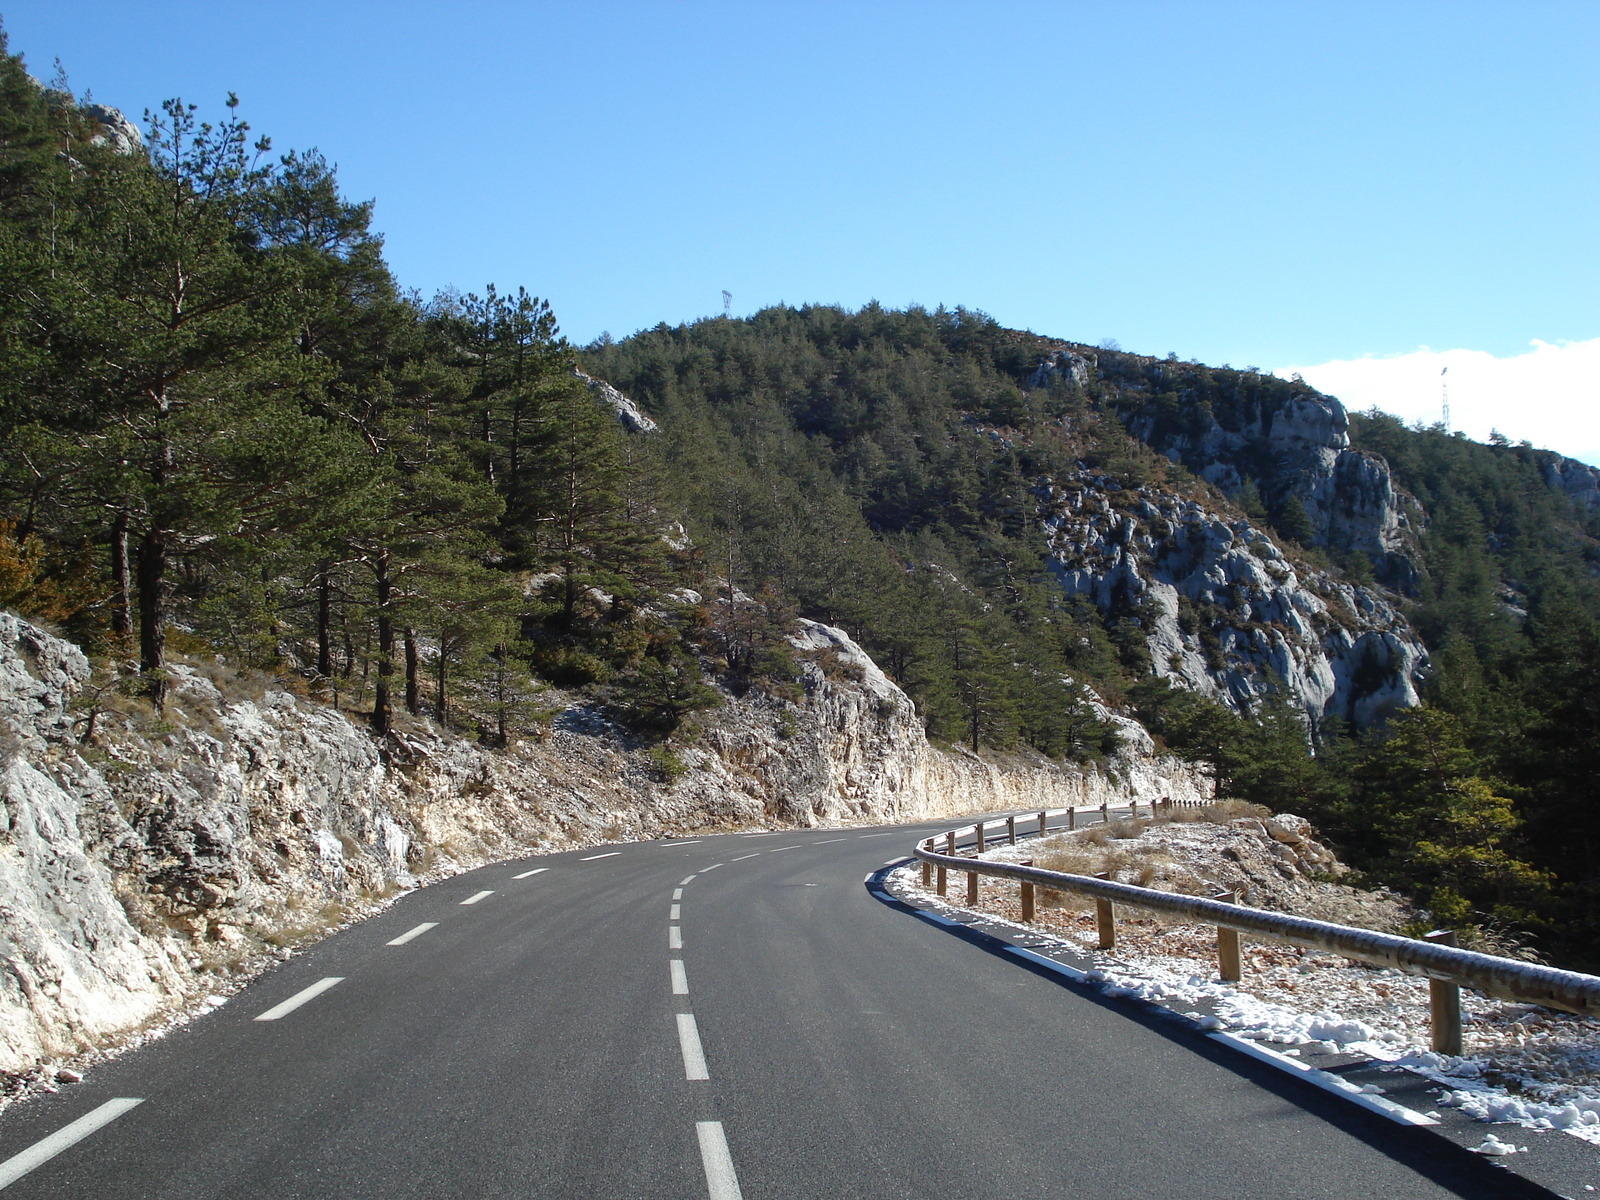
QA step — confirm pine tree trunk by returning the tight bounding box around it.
[316,561,333,679]
[136,526,167,708]
[371,548,393,736]
[109,512,131,641]
[404,628,419,714]
[434,640,448,724]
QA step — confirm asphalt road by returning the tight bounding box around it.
[0,815,1560,1198]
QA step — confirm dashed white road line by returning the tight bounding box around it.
[512,868,548,879]
[661,840,702,846]
[670,904,682,920]
[677,1014,710,1081]
[813,838,847,844]
[857,832,893,838]
[460,890,494,905]
[769,846,801,852]
[670,959,689,994]
[701,863,724,871]
[672,888,684,899]
[580,852,621,861]
[669,926,683,949]
[386,922,438,946]
[695,1120,744,1200]
[679,876,697,886]
[254,977,344,1022]
[731,853,760,861]
[0,1097,144,1190]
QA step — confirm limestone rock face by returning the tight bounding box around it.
[1536,452,1600,512]
[82,104,141,155]
[574,369,658,433]
[0,613,1208,1075]
[1040,482,1425,726]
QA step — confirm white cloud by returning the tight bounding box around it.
[1274,338,1600,467]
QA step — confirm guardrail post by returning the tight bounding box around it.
[1094,872,1116,949]
[1130,798,1139,819]
[966,869,979,905]
[1068,808,1076,831]
[976,821,986,853]
[1214,891,1242,982]
[1038,810,1047,837]
[1100,801,1109,822]
[1007,815,1016,845]
[946,831,956,856]
[936,863,947,896]
[921,853,932,888]
[1425,930,1464,1055]
[1020,860,1035,922]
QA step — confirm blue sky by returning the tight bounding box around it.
[7,2,1598,459]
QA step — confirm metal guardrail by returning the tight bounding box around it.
[912,812,1600,1054]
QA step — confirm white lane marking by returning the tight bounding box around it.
[254,976,344,1021]
[863,873,874,883]
[813,838,847,844]
[662,840,702,846]
[695,1121,744,1200]
[673,888,684,899]
[580,852,621,861]
[769,845,801,852]
[857,832,893,838]
[670,904,681,920]
[679,876,697,886]
[670,959,689,994]
[460,890,494,905]
[1207,1032,1439,1125]
[669,926,683,949]
[701,863,723,871]
[731,853,760,861]
[881,859,903,866]
[677,1014,710,1081]
[512,868,548,879]
[386,922,438,946]
[0,1097,144,1190]
[738,831,780,836]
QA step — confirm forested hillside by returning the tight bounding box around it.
[2,36,1600,965]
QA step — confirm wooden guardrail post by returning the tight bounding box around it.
[920,842,932,888]
[1068,808,1076,831]
[1130,799,1139,819]
[1020,860,1035,922]
[1214,891,1242,982]
[1038,810,1047,837]
[975,821,986,853]
[966,869,979,904]
[1425,929,1464,1055]
[936,863,947,896]
[1007,815,1016,845]
[1094,871,1116,949]
[946,831,956,856]
[1100,801,1109,822]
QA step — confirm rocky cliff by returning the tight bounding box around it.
[0,611,1208,1078]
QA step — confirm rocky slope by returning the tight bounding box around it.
[0,611,1209,1078]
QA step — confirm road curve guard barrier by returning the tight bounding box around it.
[912,812,1600,1055]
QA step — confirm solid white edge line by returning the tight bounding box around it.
[1005,945,1089,981]
[669,926,683,949]
[386,922,438,946]
[695,1120,744,1200]
[1206,1032,1439,1125]
[862,873,874,883]
[580,852,621,861]
[677,1013,710,1080]
[460,890,494,905]
[0,1097,144,1190]
[670,959,689,994]
[679,876,697,886]
[512,867,548,879]
[253,976,344,1021]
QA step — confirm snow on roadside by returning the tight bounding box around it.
[893,812,1600,1144]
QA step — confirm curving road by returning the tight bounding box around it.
[0,816,1562,1198]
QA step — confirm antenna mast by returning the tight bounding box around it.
[1441,366,1450,429]
[722,290,732,318]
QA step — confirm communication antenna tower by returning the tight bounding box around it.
[1441,365,1450,429]
[722,290,732,318]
